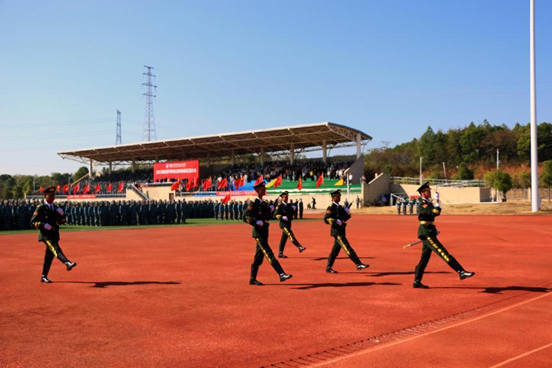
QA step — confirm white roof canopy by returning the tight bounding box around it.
[58,122,371,165]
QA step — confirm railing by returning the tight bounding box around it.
[390,177,485,187]
[128,183,149,200]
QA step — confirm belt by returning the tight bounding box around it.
[419,221,434,225]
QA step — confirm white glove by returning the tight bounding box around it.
[292,205,296,211]
[44,223,53,230]
[435,192,440,201]
[255,220,264,226]
[56,208,64,216]
[336,219,343,226]
[344,207,350,214]
[282,216,288,221]
[269,205,275,212]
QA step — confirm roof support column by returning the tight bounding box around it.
[108,162,112,174]
[231,149,235,166]
[290,144,295,164]
[131,160,136,173]
[322,140,327,164]
[260,147,265,165]
[89,159,94,178]
[356,133,362,159]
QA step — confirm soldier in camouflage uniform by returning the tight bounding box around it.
[413,182,475,289]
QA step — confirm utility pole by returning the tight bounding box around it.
[116,110,122,145]
[442,162,447,180]
[419,157,423,185]
[142,65,157,142]
[496,149,500,171]
[530,0,540,211]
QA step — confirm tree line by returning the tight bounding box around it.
[364,120,552,195]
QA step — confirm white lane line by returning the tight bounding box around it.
[310,292,552,367]
[488,342,552,368]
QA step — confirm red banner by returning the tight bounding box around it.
[67,194,97,199]
[216,191,255,196]
[154,160,200,181]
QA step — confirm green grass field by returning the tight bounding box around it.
[0,218,318,235]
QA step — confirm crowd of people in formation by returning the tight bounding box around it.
[0,198,306,230]
[395,196,417,215]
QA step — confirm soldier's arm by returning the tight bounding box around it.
[324,206,336,225]
[275,204,284,220]
[30,205,47,230]
[243,202,258,225]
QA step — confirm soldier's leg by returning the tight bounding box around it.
[42,246,55,278]
[250,243,264,282]
[425,236,465,273]
[336,235,362,265]
[42,239,71,264]
[278,230,288,254]
[255,237,285,275]
[414,243,433,284]
[283,227,304,249]
[327,239,342,269]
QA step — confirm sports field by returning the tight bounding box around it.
[1,214,551,367]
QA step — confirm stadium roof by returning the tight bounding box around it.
[58,122,372,165]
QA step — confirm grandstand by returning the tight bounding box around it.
[50,122,371,206]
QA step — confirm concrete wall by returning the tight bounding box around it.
[363,173,390,205]
[390,184,491,204]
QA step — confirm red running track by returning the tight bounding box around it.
[1,214,551,367]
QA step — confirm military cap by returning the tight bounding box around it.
[417,181,431,193]
[279,191,289,197]
[253,181,266,190]
[42,186,56,194]
[330,189,342,196]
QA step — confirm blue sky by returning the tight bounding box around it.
[1,0,550,175]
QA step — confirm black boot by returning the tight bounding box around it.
[65,261,77,271]
[356,264,369,270]
[326,267,338,273]
[250,264,263,285]
[279,273,293,282]
[278,252,288,258]
[413,281,429,289]
[298,245,306,253]
[41,275,52,283]
[459,270,475,280]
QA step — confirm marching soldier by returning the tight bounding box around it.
[30,187,77,283]
[413,182,475,289]
[243,181,293,285]
[396,197,402,215]
[275,191,306,258]
[324,189,369,273]
[408,197,415,215]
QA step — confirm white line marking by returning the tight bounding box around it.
[488,342,552,368]
[309,292,552,367]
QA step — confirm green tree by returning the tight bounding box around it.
[485,171,512,199]
[418,127,438,165]
[540,160,552,202]
[513,171,531,189]
[454,163,474,180]
[72,167,89,181]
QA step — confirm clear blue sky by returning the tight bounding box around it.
[1,0,551,175]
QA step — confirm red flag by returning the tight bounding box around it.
[73,183,80,194]
[234,177,244,190]
[185,180,193,191]
[117,181,124,193]
[63,184,69,194]
[39,186,45,193]
[297,177,303,191]
[83,184,90,194]
[95,184,101,194]
[316,174,324,188]
[254,175,263,186]
[56,185,61,192]
[217,178,228,190]
[273,175,283,189]
[202,178,212,191]
[107,183,112,193]
[171,181,181,191]
[222,193,231,204]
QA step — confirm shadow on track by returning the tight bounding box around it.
[54,281,181,288]
[366,271,451,277]
[266,281,401,290]
[431,285,552,294]
[303,257,376,261]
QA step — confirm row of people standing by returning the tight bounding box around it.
[396,196,417,215]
